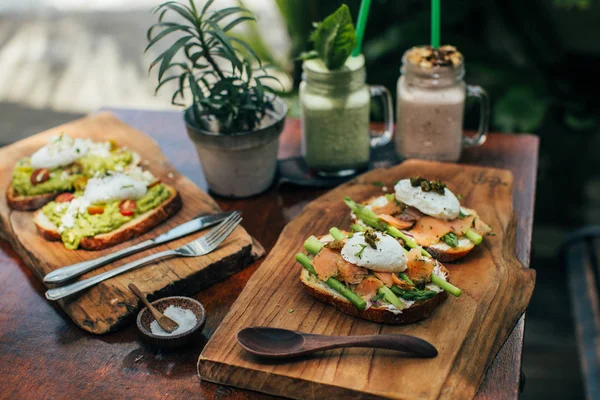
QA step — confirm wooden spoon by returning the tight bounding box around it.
[129,283,179,333]
[237,327,437,359]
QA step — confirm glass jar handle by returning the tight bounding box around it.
[368,85,394,148]
[463,85,490,148]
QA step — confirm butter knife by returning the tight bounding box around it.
[43,211,237,284]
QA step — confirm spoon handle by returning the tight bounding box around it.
[128,283,161,320]
[308,334,438,358]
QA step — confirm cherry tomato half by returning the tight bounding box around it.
[119,200,136,216]
[55,193,75,203]
[30,168,50,185]
[87,205,105,215]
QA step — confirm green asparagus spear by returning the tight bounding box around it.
[329,227,346,241]
[304,235,324,255]
[465,229,483,245]
[350,224,366,232]
[391,285,437,301]
[377,285,405,309]
[399,272,414,285]
[430,274,462,297]
[295,253,366,310]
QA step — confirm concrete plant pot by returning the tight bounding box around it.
[184,96,287,198]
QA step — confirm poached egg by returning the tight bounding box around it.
[31,135,90,169]
[83,174,148,204]
[341,231,407,272]
[394,179,460,221]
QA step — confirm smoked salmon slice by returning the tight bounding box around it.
[447,214,476,235]
[378,213,414,230]
[355,276,384,301]
[371,198,401,216]
[374,272,394,287]
[338,261,369,284]
[311,247,341,281]
[409,216,452,247]
[405,248,436,285]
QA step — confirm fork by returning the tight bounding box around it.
[45,212,242,301]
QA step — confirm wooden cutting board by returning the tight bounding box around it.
[0,112,264,335]
[197,160,536,400]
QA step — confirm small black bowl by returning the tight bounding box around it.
[136,296,206,348]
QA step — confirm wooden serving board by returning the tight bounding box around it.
[0,112,264,334]
[197,160,536,400]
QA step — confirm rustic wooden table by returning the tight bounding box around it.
[0,108,538,399]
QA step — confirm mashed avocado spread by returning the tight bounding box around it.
[12,150,134,196]
[42,184,170,250]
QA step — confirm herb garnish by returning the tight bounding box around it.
[458,209,469,219]
[410,176,446,195]
[355,244,367,258]
[298,4,357,70]
[121,184,134,189]
[372,181,385,187]
[363,229,379,249]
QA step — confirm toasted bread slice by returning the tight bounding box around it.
[6,185,61,211]
[33,184,181,250]
[300,269,449,324]
[427,238,475,262]
[7,152,142,212]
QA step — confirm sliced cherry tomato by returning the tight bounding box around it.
[73,177,88,191]
[30,168,50,185]
[119,200,136,216]
[55,193,75,203]
[87,205,105,215]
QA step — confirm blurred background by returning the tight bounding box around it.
[1,0,597,398]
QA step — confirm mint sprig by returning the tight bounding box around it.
[307,4,357,70]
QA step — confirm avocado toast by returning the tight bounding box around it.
[7,134,141,211]
[33,167,181,250]
[295,227,461,324]
[346,177,493,262]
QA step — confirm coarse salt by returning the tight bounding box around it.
[150,305,197,336]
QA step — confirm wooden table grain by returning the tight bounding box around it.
[0,109,538,399]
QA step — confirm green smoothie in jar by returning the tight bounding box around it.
[300,55,371,176]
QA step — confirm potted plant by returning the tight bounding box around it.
[146,0,287,197]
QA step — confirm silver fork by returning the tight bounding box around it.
[45,212,242,301]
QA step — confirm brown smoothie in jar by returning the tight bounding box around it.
[395,45,466,162]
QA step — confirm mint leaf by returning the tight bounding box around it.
[310,4,356,70]
[297,50,319,61]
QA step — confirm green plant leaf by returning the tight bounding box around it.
[189,74,204,102]
[201,0,216,16]
[229,37,262,66]
[310,4,356,70]
[493,86,548,132]
[222,16,256,32]
[157,2,198,26]
[147,22,196,41]
[154,74,180,94]
[151,35,194,81]
[255,79,264,102]
[208,7,249,23]
[146,25,187,53]
[205,20,243,72]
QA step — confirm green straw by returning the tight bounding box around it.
[352,0,372,57]
[431,0,440,48]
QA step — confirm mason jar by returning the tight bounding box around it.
[300,55,393,177]
[395,46,489,162]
